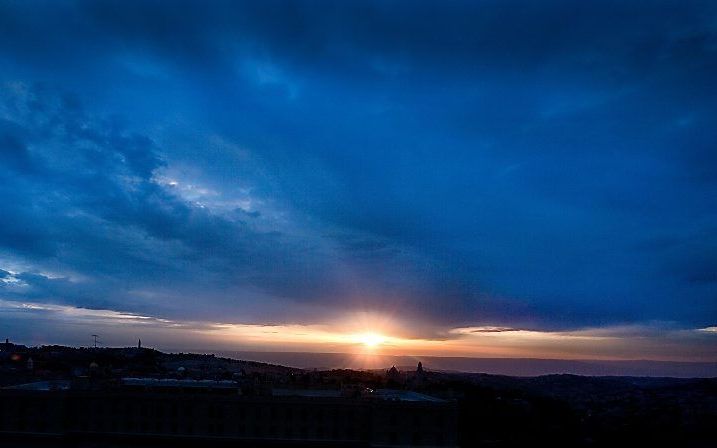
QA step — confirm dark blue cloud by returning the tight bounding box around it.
[0,0,716,336]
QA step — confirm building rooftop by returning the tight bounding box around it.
[120,378,238,389]
[272,388,343,398]
[373,389,446,402]
[4,380,72,391]
[272,388,445,402]
[3,379,445,403]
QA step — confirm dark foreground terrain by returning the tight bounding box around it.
[1,342,715,447]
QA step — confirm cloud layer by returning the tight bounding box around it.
[1,1,716,349]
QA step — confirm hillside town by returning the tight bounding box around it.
[2,341,716,447]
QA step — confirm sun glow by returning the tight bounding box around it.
[356,332,387,348]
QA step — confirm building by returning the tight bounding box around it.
[0,378,457,447]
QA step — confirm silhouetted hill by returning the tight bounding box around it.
[2,344,716,447]
[212,350,717,377]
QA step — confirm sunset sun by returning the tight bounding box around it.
[357,332,386,348]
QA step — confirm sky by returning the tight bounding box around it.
[0,0,716,363]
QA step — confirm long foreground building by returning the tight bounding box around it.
[0,378,458,447]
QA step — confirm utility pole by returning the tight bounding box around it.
[91,334,100,348]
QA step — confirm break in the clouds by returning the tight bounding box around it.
[1,1,716,352]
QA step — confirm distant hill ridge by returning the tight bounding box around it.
[4,342,716,378]
[209,350,717,378]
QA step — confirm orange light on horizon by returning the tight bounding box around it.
[4,298,716,362]
[354,332,387,349]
